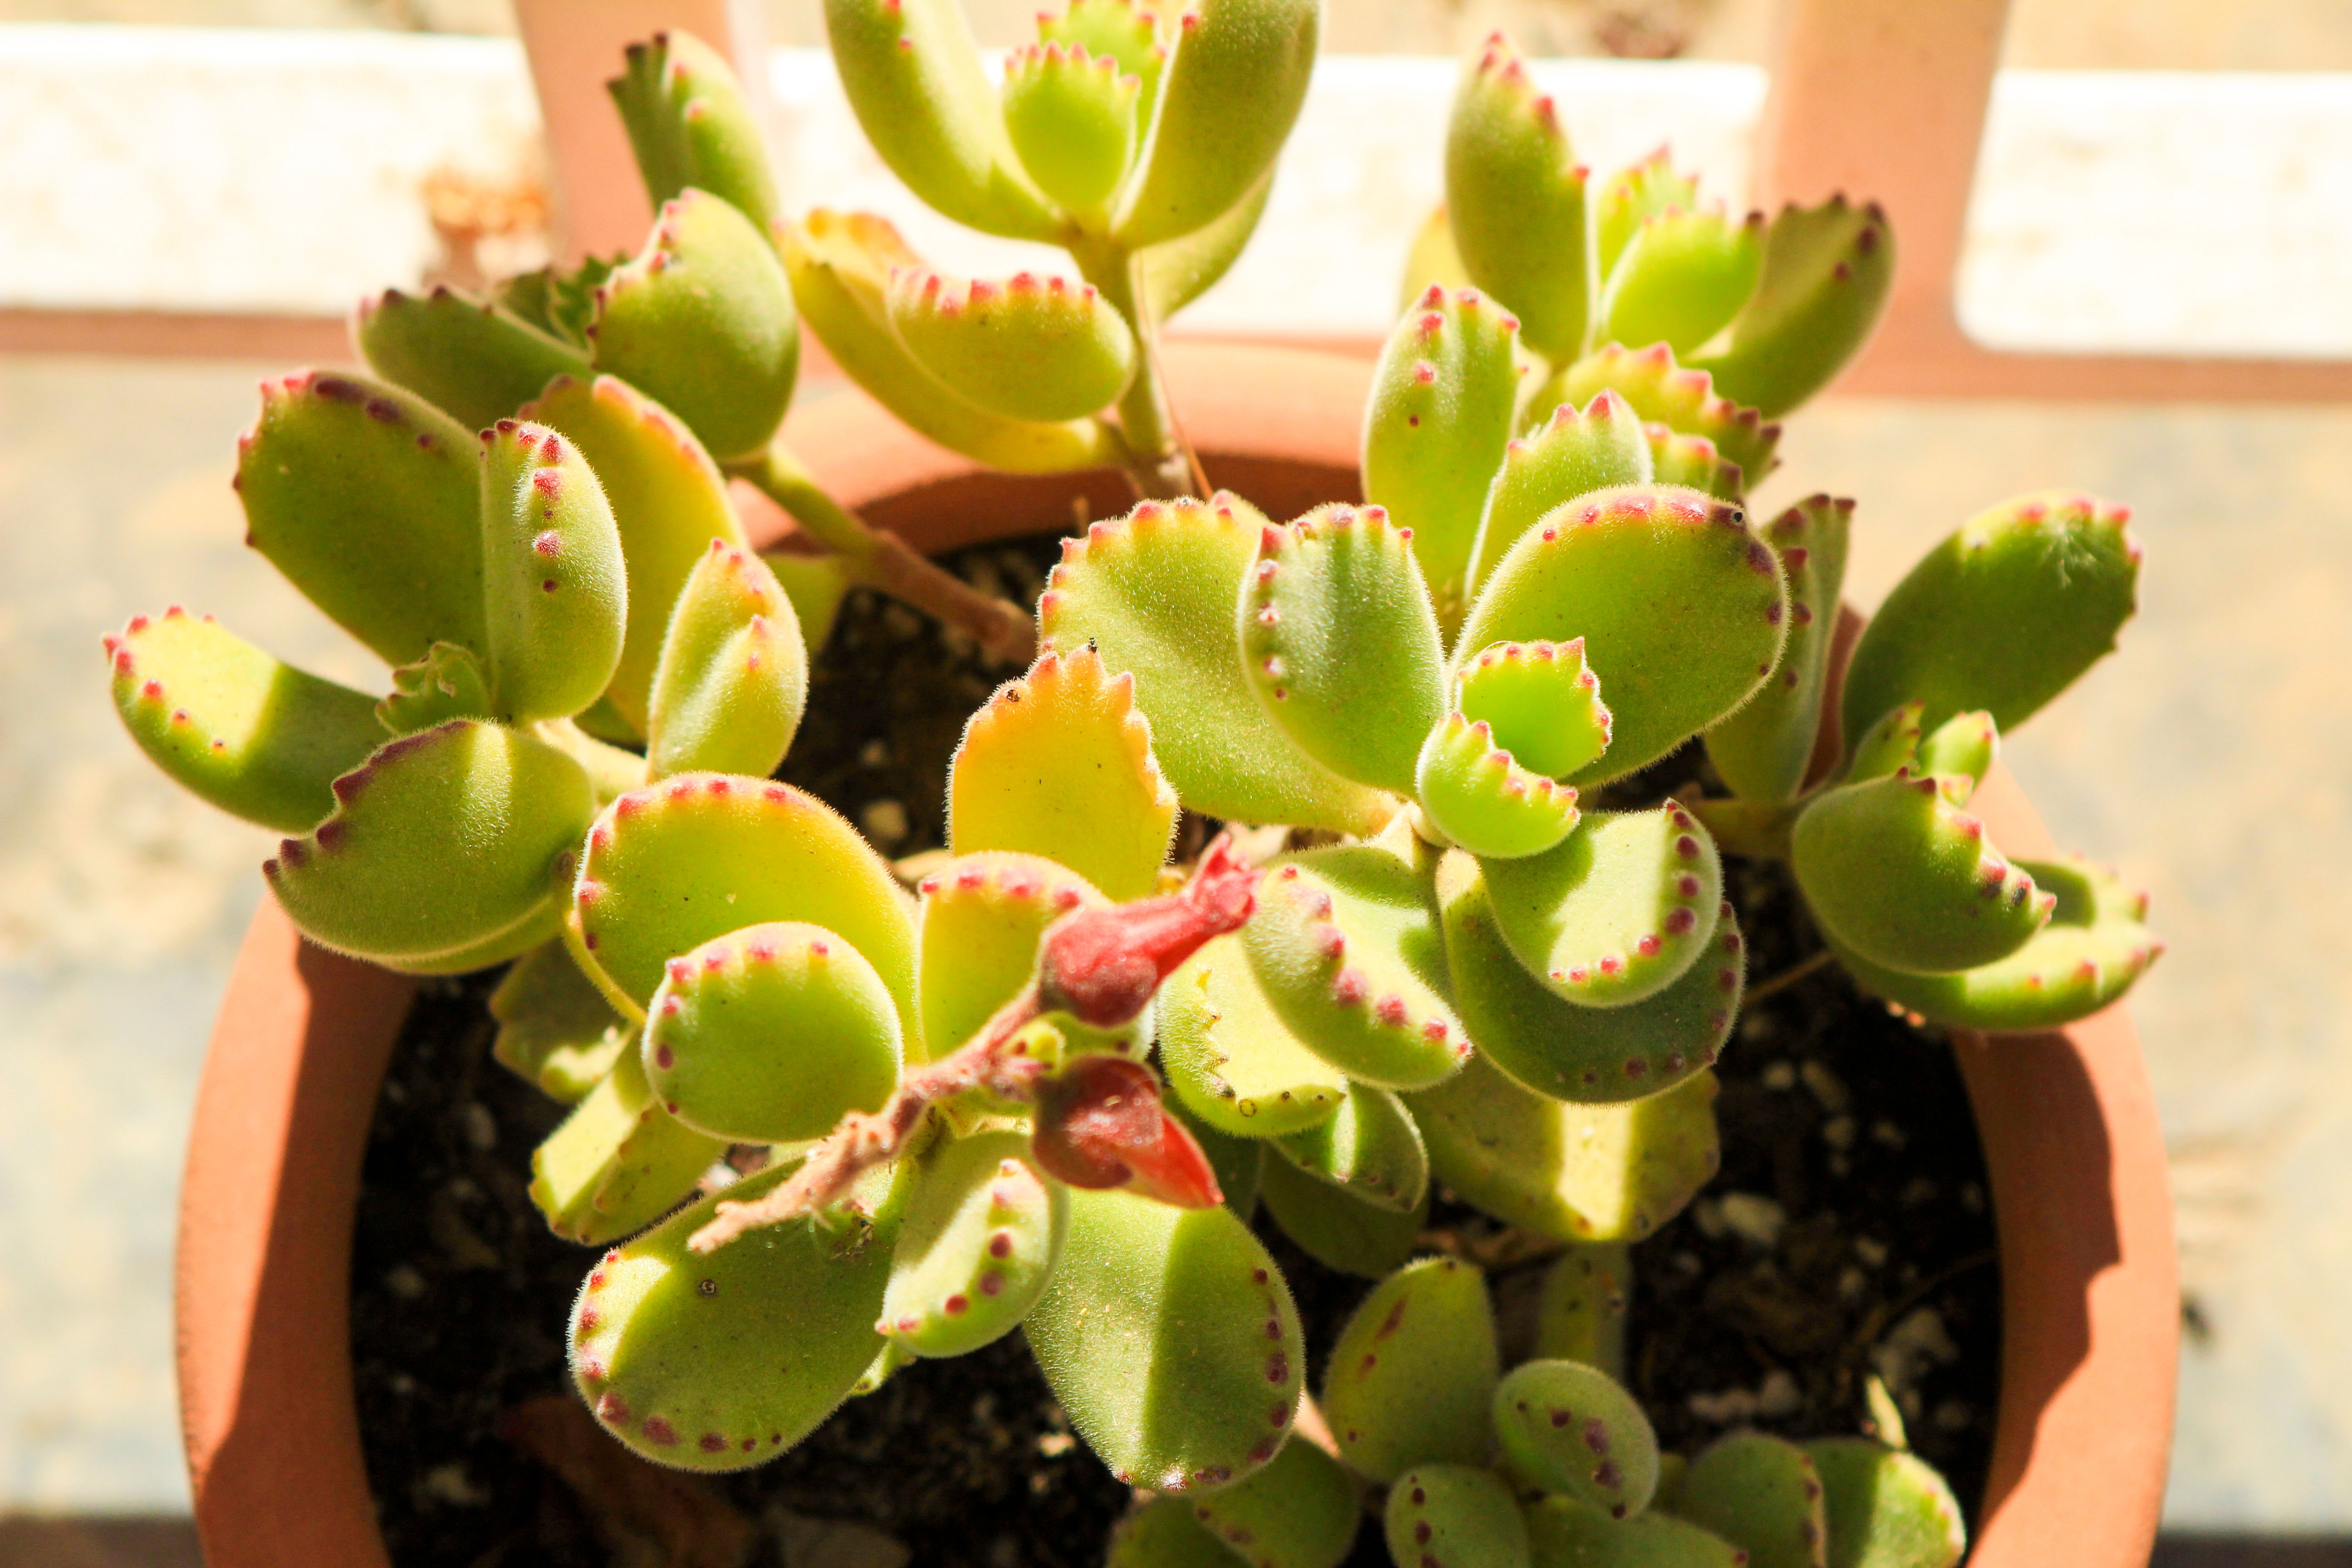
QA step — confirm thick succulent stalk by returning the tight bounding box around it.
[1069,235,1203,500]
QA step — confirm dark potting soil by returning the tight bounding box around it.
[350,537,1998,1568]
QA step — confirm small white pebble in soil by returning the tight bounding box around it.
[861,799,911,845]
[385,1264,426,1300]
[1960,1181,1986,1214]
[1673,1251,1703,1276]
[1717,1192,1787,1250]
[460,1101,496,1152]
[1829,1153,1852,1177]
[1899,1177,1938,1207]
[1871,1119,1907,1149]
[1873,1307,1960,1398]
[419,1462,489,1507]
[881,605,923,641]
[990,1536,1021,1568]
[382,1079,408,1104]
[1740,1013,1775,1044]
[1837,1266,1868,1301]
[1853,1236,1890,1268]
[858,739,890,768]
[1760,1060,1798,1092]
[1800,1059,1851,1113]
[388,1372,416,1397]
[1756,1369,1803,1417]
[1037,1431,1075,1457]
[940,624,977,660]
[1822,1116,1857,1151]
[1690,1197,1726,1238]
[1688,1387,1760,1424]
[1933,1399,1974,1432]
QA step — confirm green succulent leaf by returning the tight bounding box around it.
[354,285,591,432]
[1845,701,1925,784]
[1802,1439,1965,1568]
[1191,1434,1363,1568]
[1441,851,1740,1101]
[1166,1092,1264,1219]
[1388,1463,1533,1568]
[948,644,1178,902]
[1480,804,1725,1008]
[1667,1432,1828,1568]
[1272,1080,1427,1212]
[1598,207,1764,360]
[1686,196,1893,419]
[529,1044,724,1244]
[1915,710,1998,804]
[266,720,591,972]
[1644,424,1743,503]
[1493,1358,1659,1518]
[590,189,799,464]
[522,373,749,736]
[644,541,806,780]
[1458,485,1785,786]
[850,1334,913,1398]
[571,1158,903,1470]
[1830,854,2160,1033]
[568,774,919,1049]
[1159,936,1349,1137]
[1840,490,2141,742]
[824,0,1060,239]
[1111,0,1320,248]
[1445,34,1592,360]
[882,1129,1068,1358]
[1255,1146,1426,1279]
[1002,42,1141,217]
[497,254,625,353]
[1040,0,1169,94]
[491,939,633,1102]
[236,371,484,666]
[1323,1256,1498,1482]
[1536,1243,1632,1379]
[885,267,1138,422]
[1039,495,1397,834]
[763,549,855,657]
[1704,495,1853,803]
[1409,1055,1720,1242]
[1241,846,1468,1091]
[378,641,494,734]
[105,608,384,833]
[1241,504,1448,795]
[478,420,627,725]
[1455,637,1613,779]
[1533,343,1779,488]
[1467,391,1655,600]
[1595,149,1701,285]
[608,29,783,232]
[1026,1185,1306,1490]
[1792,772,2053,975]
[1416,710,1583,861]
[784,211,1121,472]
[1141,166,1273,321]
[1109,1495,1247,1568]
[1362,286,1524,617]
[917,852,1148,1064]
[1526,1496,1748,1568]
[1400,202,1476,308]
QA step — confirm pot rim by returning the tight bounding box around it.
[174,341,2177,1568]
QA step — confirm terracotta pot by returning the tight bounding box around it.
[176,342,2177,1567]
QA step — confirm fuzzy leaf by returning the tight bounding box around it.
[948,645,1178,902]
[1536,1244,1631,1378]
[1455,637,1613,779]
[1457,485,1786,786]
[1002,41,1140,216]
[1401,202,1476,307]
[1112,0,1320,248]
[1442,852,1740,1101]
[1598,208,1764,360]
[1803,1440,1965,1568]
[1705,495,1852,802]
[1241,504,1447,794]
[478,420,627,724]
[1323,1256,1498,1482]
[529,1045,724,1244]
[105,608,383,833]
[1526,1497,1747,1568]
[1645,424,1743,502]
[568,775,918,1049]
[1846,701,1925,784]
[355,285,589,431]
[1467,391,1655,601]
[266,720,591,972]
[784,211,1119,472]
[1793,772,2053,975]
[644,541,806,780]
[378,641,493,734]
[1668,1432,1828,1568]
[1688,197,1893,419]
[1410,1056,1719,1242]
[1272,1080,1427,1212]
[1416,710,1583,860]
[1039,496,1396,833]
[882,1129,1068,1357]
[1481,805,1725,1008]
[492,939,632,1102]
[1841,491,2141,742]
[1159,936,1348,1137]
[642,921,901,1142]
[1916,711,1998,803]
[887,267,1137,421]
[1535,343,1779,489]
[1494,1359,1660,1517]
[1256,1147,1426,1279]
[1830,854,2159,1033]
[523,374,748,735]
[1142,167,1273,321]
[1192,1434,1363,1568]
[1595,149,1701,285]
[1041,0,1168,95]
[590,190,799,464]
[1445,34,1591,359]
[917,853,1138,1063]
[1166,1093,1264,1219]
[571,1159,902,1470]
[1026,1186,1305,1490]
[1363,286,1524,616]
[1109,1496,1245,1568]
[1387,1464,1533,1568]
[1241,847,1468,1090]
[236,371,483,666]
[608,29,782,231]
